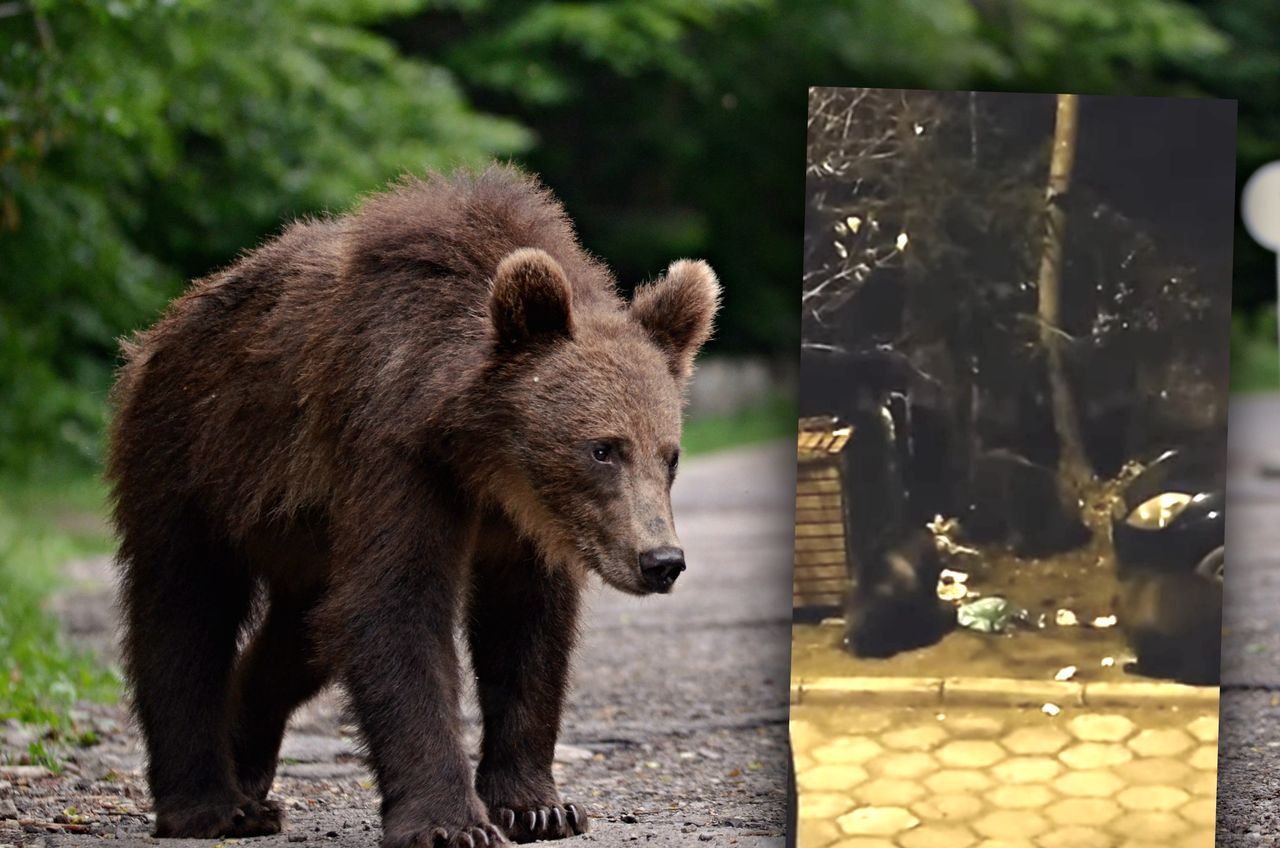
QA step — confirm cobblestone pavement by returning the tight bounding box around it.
[792,700,1218,848]
[1,441,794,847]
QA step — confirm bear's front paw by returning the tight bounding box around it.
[491,802,589,843]
[155,795,284,838]
[383,821,509,848]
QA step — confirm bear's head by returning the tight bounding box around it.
[482,247,720,595]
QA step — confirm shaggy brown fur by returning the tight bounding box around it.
[106,165,719,847]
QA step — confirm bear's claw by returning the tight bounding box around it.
[491,802,588,842]
[394,822,508,847]
[154,795,284,838]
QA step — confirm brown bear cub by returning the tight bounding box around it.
[106,166,719,847]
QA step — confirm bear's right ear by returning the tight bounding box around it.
[489,248,575,350]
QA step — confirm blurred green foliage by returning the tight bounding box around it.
[0,0,527,473]
[2,0,1279,474]
[1232,306,1280,392]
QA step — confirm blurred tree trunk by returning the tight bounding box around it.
[1036,93,1092,500]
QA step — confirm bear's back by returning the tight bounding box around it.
[108,166,619,537]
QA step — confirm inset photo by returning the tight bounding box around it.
[790,88,1235,848]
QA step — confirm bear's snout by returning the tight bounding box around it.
[639,546,686,593]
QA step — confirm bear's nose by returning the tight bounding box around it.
[639,546,686,593]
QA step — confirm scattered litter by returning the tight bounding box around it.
[1054,665,1078,682]
[1091,614,1118,628]
[1055,609,1079,627]
[957,597,1025,633]
[937,568,970,602]
[928,515,979,556]
[1101,656,1116,668]
[1042,703,1061,717]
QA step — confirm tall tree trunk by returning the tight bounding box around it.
[1036,93,1092,501]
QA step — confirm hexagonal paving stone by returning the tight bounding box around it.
[911,793,985,823]
[798,819,842,848]
[800,764,870,793]
[1002,726,1071,755]
[1059,742,1132,770]
[1110,810,1190,840]
[972,840,1037,848]
[853,778,927,807]
[881,723,950,752]
[992,757,1063,785]
[1181,797,1217,827]
[1052,769,1125,798]
[937,740,1007,769]
[1186,715,1218,744]
[1187,770,1217,797]
[1117,785,1190,812]
[925,769,993,795]
[987,784,1055,810]
[800,791,858,820]
[1036,825,1112,848]
[813,737,884,766]
[1068,713,1137,743]
[1113,757,1193,786]
[827,839,896,848]
[837,806,921,837]
[1190,745,1218,771]
[972,810,1049,840]
[871,751,937,780]
[1128,729,1194,758]
[898,824,979,848]
[1045,797,1122,826]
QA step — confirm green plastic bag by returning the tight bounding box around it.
[956,596,1024,634]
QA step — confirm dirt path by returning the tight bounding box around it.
[1,441,795,847]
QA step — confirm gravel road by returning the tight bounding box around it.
[1215,394,1280,846]
[1,441,796,848]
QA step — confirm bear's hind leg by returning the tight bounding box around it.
[469,534,589,843]
[119,521,278,838]
[229,586,331,805]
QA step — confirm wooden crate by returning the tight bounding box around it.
[794,418,852,613]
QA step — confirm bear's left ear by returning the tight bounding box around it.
[630,259,721,382]
[490,247,575,351]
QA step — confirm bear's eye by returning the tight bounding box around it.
[668,451,680,483]
[591,443,614,464]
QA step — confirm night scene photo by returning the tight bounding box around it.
[789,88,1235,848]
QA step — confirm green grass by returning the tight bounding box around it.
[682,394,797,455]
[1232,307,1280,392]
[0,470,120,749]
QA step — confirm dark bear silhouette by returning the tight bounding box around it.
[107,166,719,846]
[1115,570,1222,686]
[960,449,1091,559]
[843,528,956,658]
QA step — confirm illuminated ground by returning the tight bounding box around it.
[791,455,1220,848]
[792,538,1137,685]
[793,700,1216,848]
